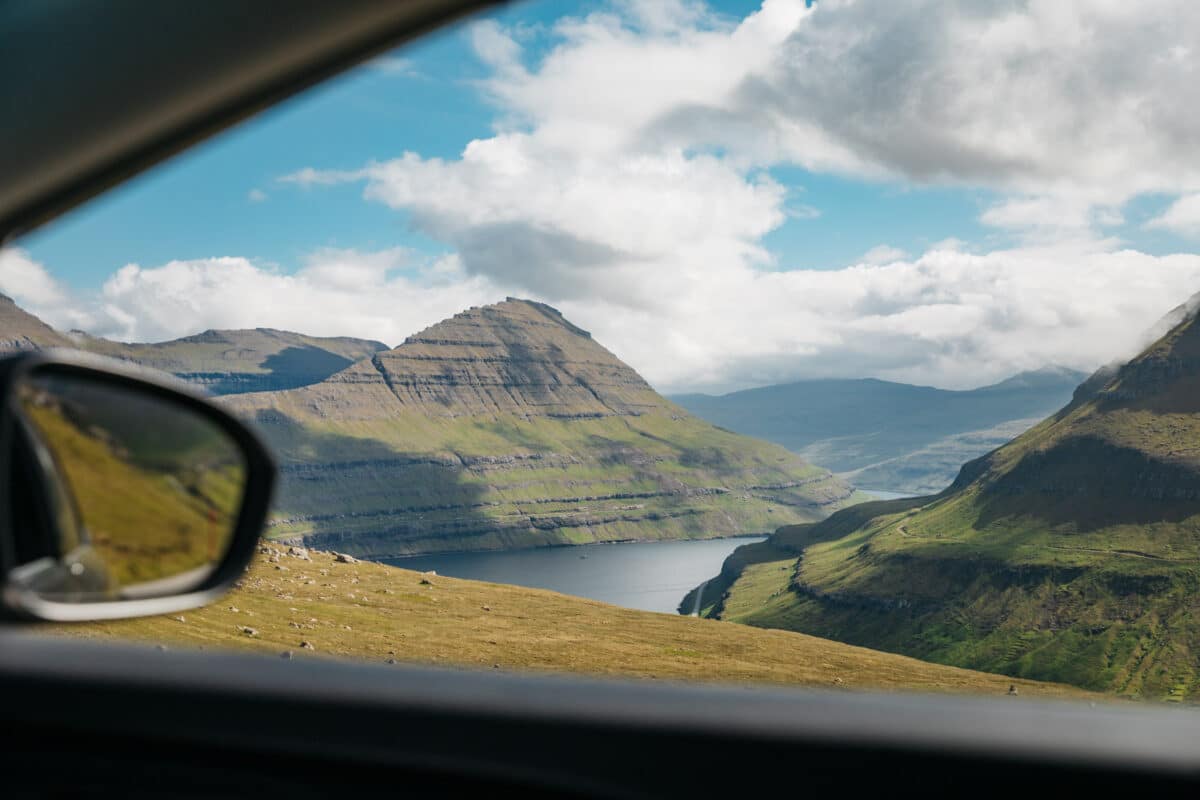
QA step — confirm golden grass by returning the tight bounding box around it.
[54,546,1103,700]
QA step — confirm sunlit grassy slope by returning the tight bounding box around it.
[57,545,1097,699]
[698,307,1200,701]
[21,387,243,586]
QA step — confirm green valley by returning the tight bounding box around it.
[694,305,1200,700]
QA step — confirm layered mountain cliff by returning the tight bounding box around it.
[674,368,1085,495]
[697,302,1200,699]
[228,299,862,556]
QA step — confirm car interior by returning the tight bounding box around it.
[2,1,1199,796]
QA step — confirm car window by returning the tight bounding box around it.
[5,0,1200,704]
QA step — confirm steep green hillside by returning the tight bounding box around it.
[72,328,388,394]
[229,299,863,557]
[699,307,1200,701]
[674,368,1084,494]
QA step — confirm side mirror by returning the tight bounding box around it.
[0,351,275,621]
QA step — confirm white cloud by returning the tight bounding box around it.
[859,245,907,265]
[262,1,1200,390]
[1146,193,1200,238]
[9,242,1200,396]
[247,188,268,203]
[368,55,421,78]
[17,1,1200,396]
[0,247,503,348]
[0,247,71,307]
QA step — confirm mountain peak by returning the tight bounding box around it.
[376,298,655,419]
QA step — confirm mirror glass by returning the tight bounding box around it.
[10,369,247,603]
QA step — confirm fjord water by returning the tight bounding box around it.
[386,537,767,614]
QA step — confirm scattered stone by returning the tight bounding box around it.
[287,547,311,561]
[1008,684,1019,696]
[385,658,397,665]
[419,578,435,586]
[342,625,352,631]
[334,553,359,564]
[300,641,315,650]
[156,644,168,652]
[423,570,437,576]
[228,606,239,613]
[240,626,258,637]
[279,651,293,660]
[289,621,302,629]
[481,605,491,612]
[172,615,186,623]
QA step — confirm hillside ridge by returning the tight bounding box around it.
[698,302,1200,700]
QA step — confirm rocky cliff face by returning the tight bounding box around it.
[229,298,861,556]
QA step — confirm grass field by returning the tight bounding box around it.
[53,545,1103,700]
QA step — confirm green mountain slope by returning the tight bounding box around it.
[698,306,1200,700]
[71,328,388,394]
[228,298,863,557]
[673,368,1084,494]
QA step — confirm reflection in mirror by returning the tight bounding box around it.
[11,369,246,603]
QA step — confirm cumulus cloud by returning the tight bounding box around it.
[1146,193,1200,238]
[19,1,1200,394]
[9,242,1200,395]
[859,245,907,265]
[0,247,504,348]
[0,247,72,308]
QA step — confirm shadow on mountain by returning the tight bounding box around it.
[975,435,1200,531]
[256,345,357,389]
[248,410,496,557]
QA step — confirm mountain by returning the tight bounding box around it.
[71,328,388,394]
[694,303,1200,699]
[672,367,1086,494]
[0,293,73,351]
[0,295,387,393]
[227,298,863,557]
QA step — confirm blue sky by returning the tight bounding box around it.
[28,0,1189,287]
[6,0,1200,393]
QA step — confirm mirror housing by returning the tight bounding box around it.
[0,350,275,621]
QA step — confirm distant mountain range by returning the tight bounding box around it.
[0,293,388,393]
[694,297,1200,699]
[673,368,1086,495]
[0,293,861,556]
